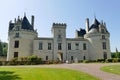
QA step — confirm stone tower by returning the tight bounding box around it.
[7,15,37,61]
[51,23,67,61]
[84,18,111,60]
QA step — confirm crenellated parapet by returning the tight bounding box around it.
[53,23,67,26]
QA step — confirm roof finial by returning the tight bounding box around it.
[94,13,96,19]
[24,12,26,17]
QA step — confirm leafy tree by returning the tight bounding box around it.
[0,41,3,56]
[111,52,120,58]
[0,41,8,56]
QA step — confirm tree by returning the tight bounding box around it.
[0,40,8,56]
[0,41,3,56]
[111,52,120,58]
[3,42,8,56]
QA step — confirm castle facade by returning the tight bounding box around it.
[7,15,111,62]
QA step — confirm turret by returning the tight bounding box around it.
[7,15,37,61]
[86,18,89,33]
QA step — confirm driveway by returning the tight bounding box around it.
[2,63,120,80]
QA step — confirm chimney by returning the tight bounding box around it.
[86,18,89,33]
[31,15,34,29]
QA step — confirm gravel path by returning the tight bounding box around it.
[2,63,120,80]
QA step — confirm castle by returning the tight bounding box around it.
[7,15,111,62]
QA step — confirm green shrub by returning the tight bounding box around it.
[83,60,89,63]
[20,57,28,61]
[96,59,105,62]
[28,55,38,61]
[106,59,113,63]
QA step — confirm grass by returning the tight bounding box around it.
[101,65,120,75]
[0,67,99,80]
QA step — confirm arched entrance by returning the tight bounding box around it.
[58,52,63,61]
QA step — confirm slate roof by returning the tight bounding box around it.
[21,16,33,30]
[89,18,100,31]
[9,23,14,30]
[77,28,86,37]
[9,16,33,31]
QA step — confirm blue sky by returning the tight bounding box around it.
[0,0,120,52]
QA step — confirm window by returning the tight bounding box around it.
[46,56,48,60]
[103,52,107,59]
[102,42,106,49]
[16,26,20,31]
[39,42,43,50]
[15,33,19,38]
[68,43,71,50]
[102,35,105,39]
[83,56,86,60]
[14,52,18,58]
[48,43,51,50]
[58,43,62,50]
[59,30,61,32]
[71,56,73,61]
[83,43,87,50]
[14,41,19,48]
[58,35,61,38]
[101,29,105,33]
[75,43,79,50]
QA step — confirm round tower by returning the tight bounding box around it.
[7,15,38,61]
[84,18,111,60]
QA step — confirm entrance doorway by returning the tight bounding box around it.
[58,52,63,61]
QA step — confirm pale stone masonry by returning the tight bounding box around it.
[7,15,111,62]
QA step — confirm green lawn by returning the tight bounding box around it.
[101,65,120,75]
[0,67,99,80]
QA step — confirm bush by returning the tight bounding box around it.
[106,59,113,63]
[83,60,89,63]
[112,58,120,62]
[28,55,38,62]
[96,59,105,62]
[20,57,28,61]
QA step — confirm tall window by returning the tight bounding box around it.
[14,41,19,48]
[103,52,107,59]
[48,43,51,50]
[46,56,48,60]
[39,42,43,50]
[83,43,87,50]
[75,43,79,50]
[102,42,106,49]
[14,52,18,58]
[71,56,73,61]
[68,43,71,50]
[58,43,62,50]
[58,35,61,38]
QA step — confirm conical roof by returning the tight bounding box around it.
[21,16,33,30]
[89,18,100,30]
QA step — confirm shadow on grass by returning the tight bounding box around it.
[0,71,21,80]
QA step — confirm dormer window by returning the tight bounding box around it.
[15,33,19,38]
[101,29,105,33]
[16,26,20,31]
